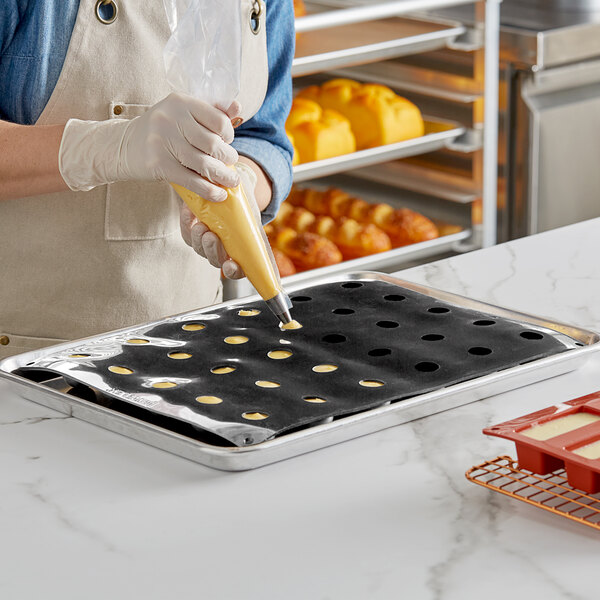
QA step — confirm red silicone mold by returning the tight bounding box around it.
[484,391,600,494]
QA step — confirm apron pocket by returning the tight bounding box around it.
[104,102,180,241]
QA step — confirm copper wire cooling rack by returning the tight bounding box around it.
[466,456,600,531]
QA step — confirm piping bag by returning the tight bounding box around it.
[172,180,293,326]
[162,0,293,325]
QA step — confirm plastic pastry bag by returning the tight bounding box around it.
[161,0,291,316]
[162,0,241,111]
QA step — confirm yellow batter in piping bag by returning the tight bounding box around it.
[172,173,294,326]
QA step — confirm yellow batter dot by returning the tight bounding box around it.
[127,339,149,344]
[182,323,205,331]
[267,350,293,360]
[359,380,385,388]
[255,380,280,388]
[238,309,261,317]
[70,354,90,358]
[243,412,269,420]
[196,396,223,405]
[313,364,338,373]
[304,397,327,403]
[224,336,249,345]
[152,381,177,389]
[108,366,133,375]
[281,320,303,330]
[211,366,236,374]
[168,352,192,360]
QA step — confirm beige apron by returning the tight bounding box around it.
[0,0,268,359]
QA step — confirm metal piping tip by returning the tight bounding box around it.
[265,291,293,326]
[277,309,293,326]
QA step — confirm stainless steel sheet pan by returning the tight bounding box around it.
[1,272,598,471]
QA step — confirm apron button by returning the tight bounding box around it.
[95,0,118,25]
[113,105,123,116]
[0,335,9,346]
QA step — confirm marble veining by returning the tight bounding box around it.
[1,219,600,598]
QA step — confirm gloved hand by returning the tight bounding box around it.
[179,161,259,279]
[59,92,241,200]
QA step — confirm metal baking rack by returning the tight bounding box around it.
[292,14,467,77]
[278,0,501,285]
[466,456,600,531]
[2,272,598,471]
[292,117,465,182]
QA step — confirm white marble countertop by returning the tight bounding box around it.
[2,219,600,600]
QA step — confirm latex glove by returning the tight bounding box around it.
[59,93,241,200]
[180,162,258,279]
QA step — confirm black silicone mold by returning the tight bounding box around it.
[18,279,575,446]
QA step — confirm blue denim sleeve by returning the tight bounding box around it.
[232,0,295,224]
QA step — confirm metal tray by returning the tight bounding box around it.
[1,272,598,471]
[292,118,465,183]
[293,15,466,77]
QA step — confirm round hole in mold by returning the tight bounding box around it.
[313,364,338,373]
[224,335,249,345]
[127,338,149,345]
[341,282,363,289]
[520,331,544,340]
[321,333,347,344]
[196,395,223,405]
[376,320,399,329]
[428,307,450,314]
[384,294,406,302]
[368,348,392,357]
[211,365,236,374]
[267,349,293,360]
[152,381,177,389]
[468,346,493,356]
[332,308,355,315]
[255,380,280,388]
[168,351,192,360]
[242,411,269,420]
[108,365,133,375]
[575,342,584,347]
[291,295,312,302]
[421,334,445,342]
[359,379,385,388]
[303,396,327,403]
[70,353,91,358]
[238,309,260,317]
[415,361,440,373]
[182,323,205,331]
[473,319,495,327]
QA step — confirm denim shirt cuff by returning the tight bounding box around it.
[232,136,293,225]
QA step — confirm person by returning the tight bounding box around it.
[0,0,295,358]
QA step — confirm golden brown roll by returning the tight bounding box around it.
[297,78,425,150]
[266,226,343,272]
[272,248,297,277]
[286,186,439,247]
[285,98,356,163]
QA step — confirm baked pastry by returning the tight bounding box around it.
[285,98,356,163]
[286,131,300,166]
[265,225,343,271]
[273,204,391,260]
[287,187,439,247]
[297,78,424,150]
[272,247,297,277]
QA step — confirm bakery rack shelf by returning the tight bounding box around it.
[292,117,465,183]
[292,16,467,77]
[293,0,500,251]
[348,160,481,205]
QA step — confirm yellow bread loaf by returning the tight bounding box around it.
[285,97,356,163]
[298,79,424,150]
